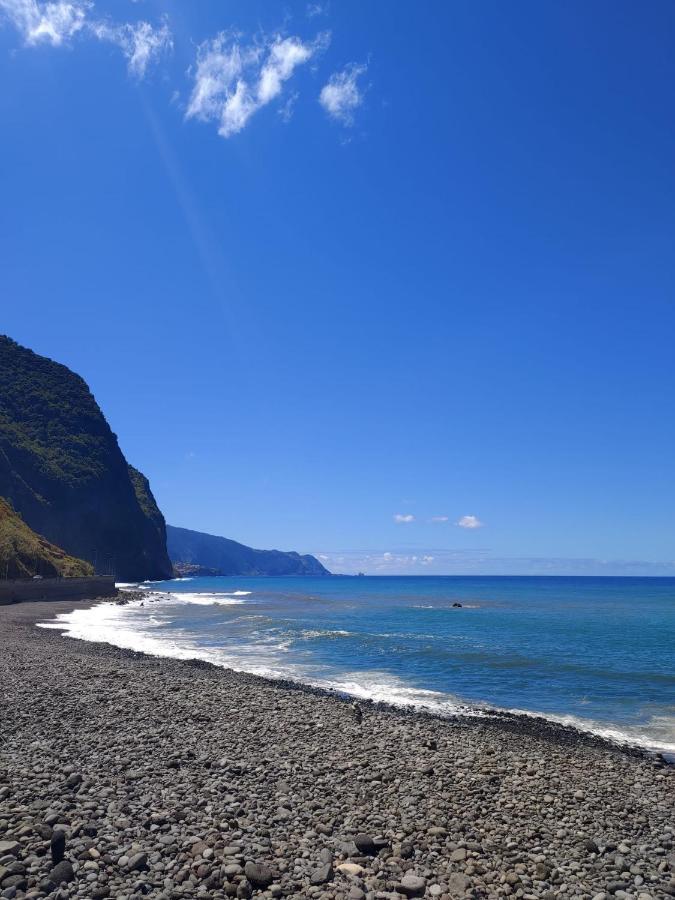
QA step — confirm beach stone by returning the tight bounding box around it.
[400,873,427,897]
[310,863,333,885]
[189,841,207,857]
[224,864,243,877]
[244,862,273,889]
[0,846,18,859]
[50,829,66,864]
[354,833,377,855]
[451,847,467,862]
[399,842,414,859]
[127,852,148,872]
[535,862,553,880]
[2,864,24,878]
[65,773,83,789]
[447,873,471,895]
[337,863,364,876]
[50,860,74,885]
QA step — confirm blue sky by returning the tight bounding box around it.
[1,0,674,575]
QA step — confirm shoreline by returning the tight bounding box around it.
[40,591,673,762]
[1,598,674,900]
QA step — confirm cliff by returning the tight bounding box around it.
[166,524,330,576]
[0,497,93,578]
[0,336,173,581]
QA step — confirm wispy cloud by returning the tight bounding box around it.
[457,515,483,529]
[187,31,329,139]
[306,2,328,18]
[0,0,171,76]
[393,513,415,523]
[0,0,89,45]
[90,19,172,78]
[430,515,449,523]
[277,90,299,123]
[319,62,366,126]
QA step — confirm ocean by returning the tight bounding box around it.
[40,575,675,755]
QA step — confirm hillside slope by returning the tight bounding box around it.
[0,497,93,578]
[167,525,330,576]
[0,336,172,581]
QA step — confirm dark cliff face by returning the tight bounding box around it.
[0,336,173,581]
[166,524,330,576]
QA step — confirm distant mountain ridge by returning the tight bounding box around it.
[167,524,330,577]
[0,336,173,581]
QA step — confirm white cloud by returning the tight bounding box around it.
[0,0,89,45]
[277,90,298,123]
[91,19,172,77]
[319,62,366,126]
[0,0,171,77]
[421,555,434,565]
[187,31,329,139]
[457,515,484,529]
[430,515,449,523]
[393,513,415,524]
[306,2,328,17]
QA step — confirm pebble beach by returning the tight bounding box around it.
[0,598,673,900]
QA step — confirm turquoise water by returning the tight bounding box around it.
[46,575,675,753]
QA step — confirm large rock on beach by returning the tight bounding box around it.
[50,829,66,865]
[49,860,74,885]
[400,873,427,897]
[244,861,274,888]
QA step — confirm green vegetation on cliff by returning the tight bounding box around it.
[0,497,93,578]
[0,336,172,580]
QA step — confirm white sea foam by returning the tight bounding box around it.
[168,592,248,606]
[502,706,675,756]
[300,629,353,639]
[316,670,473,715]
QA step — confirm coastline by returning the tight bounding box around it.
[38,588,675,759]
[1,598,674,900]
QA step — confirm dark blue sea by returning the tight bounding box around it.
[42,575,675,754]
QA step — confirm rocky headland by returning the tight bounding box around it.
[0,600,673,900]
[166,526,330,577]
[0,336,172,582]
